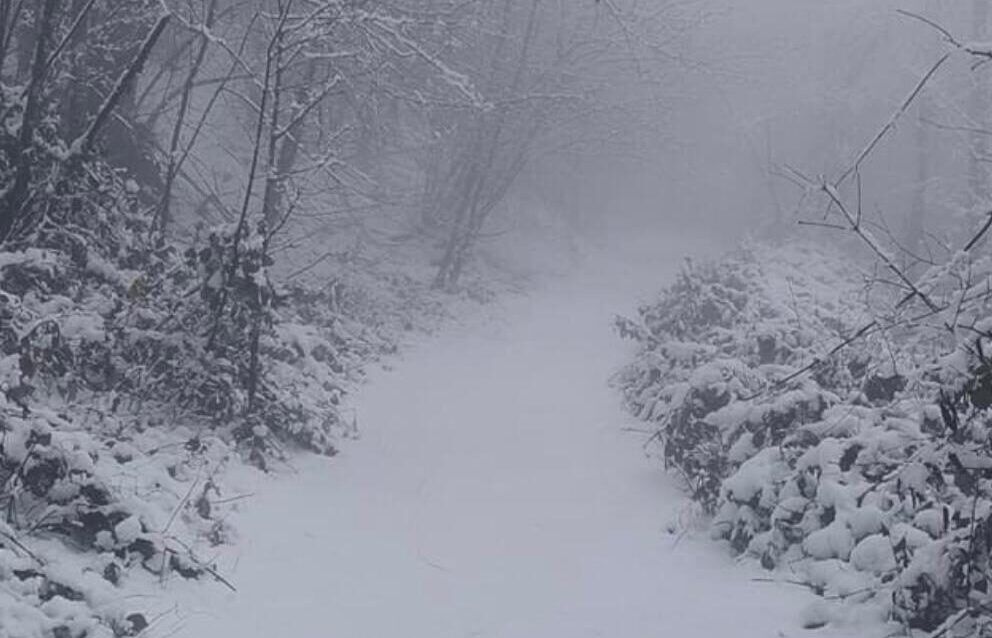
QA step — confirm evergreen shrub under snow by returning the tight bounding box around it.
[0,163,440,636]
[616,242,992,635]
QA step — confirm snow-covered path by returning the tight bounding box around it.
[168,239,822,638]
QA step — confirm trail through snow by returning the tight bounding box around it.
[166,236,828,638]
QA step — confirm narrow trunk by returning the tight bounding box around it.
[907,95,931,256]
[156,0,218,236]
[259,44,285,230]
[433,163,481,290]
[261,60,317,229]
[971,0,991,208]
[0,0,11,79]
[14,1,35,81]
[0,0,56,242]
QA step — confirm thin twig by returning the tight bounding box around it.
[0,528,43,565]
[836,52,951,188]
[965,211,992,252]
[822,183,941,313]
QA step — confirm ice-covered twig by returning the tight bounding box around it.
[835,52,950,189]
[821,183,940,313]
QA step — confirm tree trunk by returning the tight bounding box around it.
[433,162,481,289]
[907,95,931,256]
[0,0,11,80]
[971,0,991,208]
[156,0,218,236]
[262,60,317,229]
[0,0,57,242]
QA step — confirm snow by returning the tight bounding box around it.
[724,448,784,503]
[850,534,896,574]
[849,506,886,540]
[804,521,855,561]
[152,235,861,638]
[113,517,142,546]
[913,508,945,538]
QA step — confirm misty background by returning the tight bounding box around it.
[5,2,992,637]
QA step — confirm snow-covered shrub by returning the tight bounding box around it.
[0,88,390,638]
[0,145,463,633]
[110,222,367,462]
[615,242,992,634]
[0,214,409,636]
[616,243,871,509]
[0,6,508,633]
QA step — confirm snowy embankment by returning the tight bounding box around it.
[617,241,992,637]
[0,236,471,638]
[152,235,835,638]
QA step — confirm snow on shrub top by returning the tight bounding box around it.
[616,241,992,635]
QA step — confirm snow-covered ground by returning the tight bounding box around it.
[155,233,840,638]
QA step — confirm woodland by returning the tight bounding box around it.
[7,1,992,638]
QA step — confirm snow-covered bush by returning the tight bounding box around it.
[0,93,409,638]
[0,3,524,633]
[0,198,432,635]
[617,242,992,635]
[616,243,871,509]
[0,138,470,633]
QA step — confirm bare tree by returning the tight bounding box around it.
[418,0,692,289]
[0,0,170,243]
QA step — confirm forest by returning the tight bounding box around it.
[2,1,992,638]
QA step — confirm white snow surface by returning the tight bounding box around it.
[159,234,856,638]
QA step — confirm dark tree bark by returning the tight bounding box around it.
[0,0,57,242]
[970,0,991,207]
[156,0,219,236]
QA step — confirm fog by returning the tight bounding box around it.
[528,0,987,257]
[4,2,992,637]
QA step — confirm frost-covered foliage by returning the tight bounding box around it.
[617,242,992,635]
[616,243,873,510]
[0,217,444,635]
[0,4,500,631]
[0,157,448,637]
